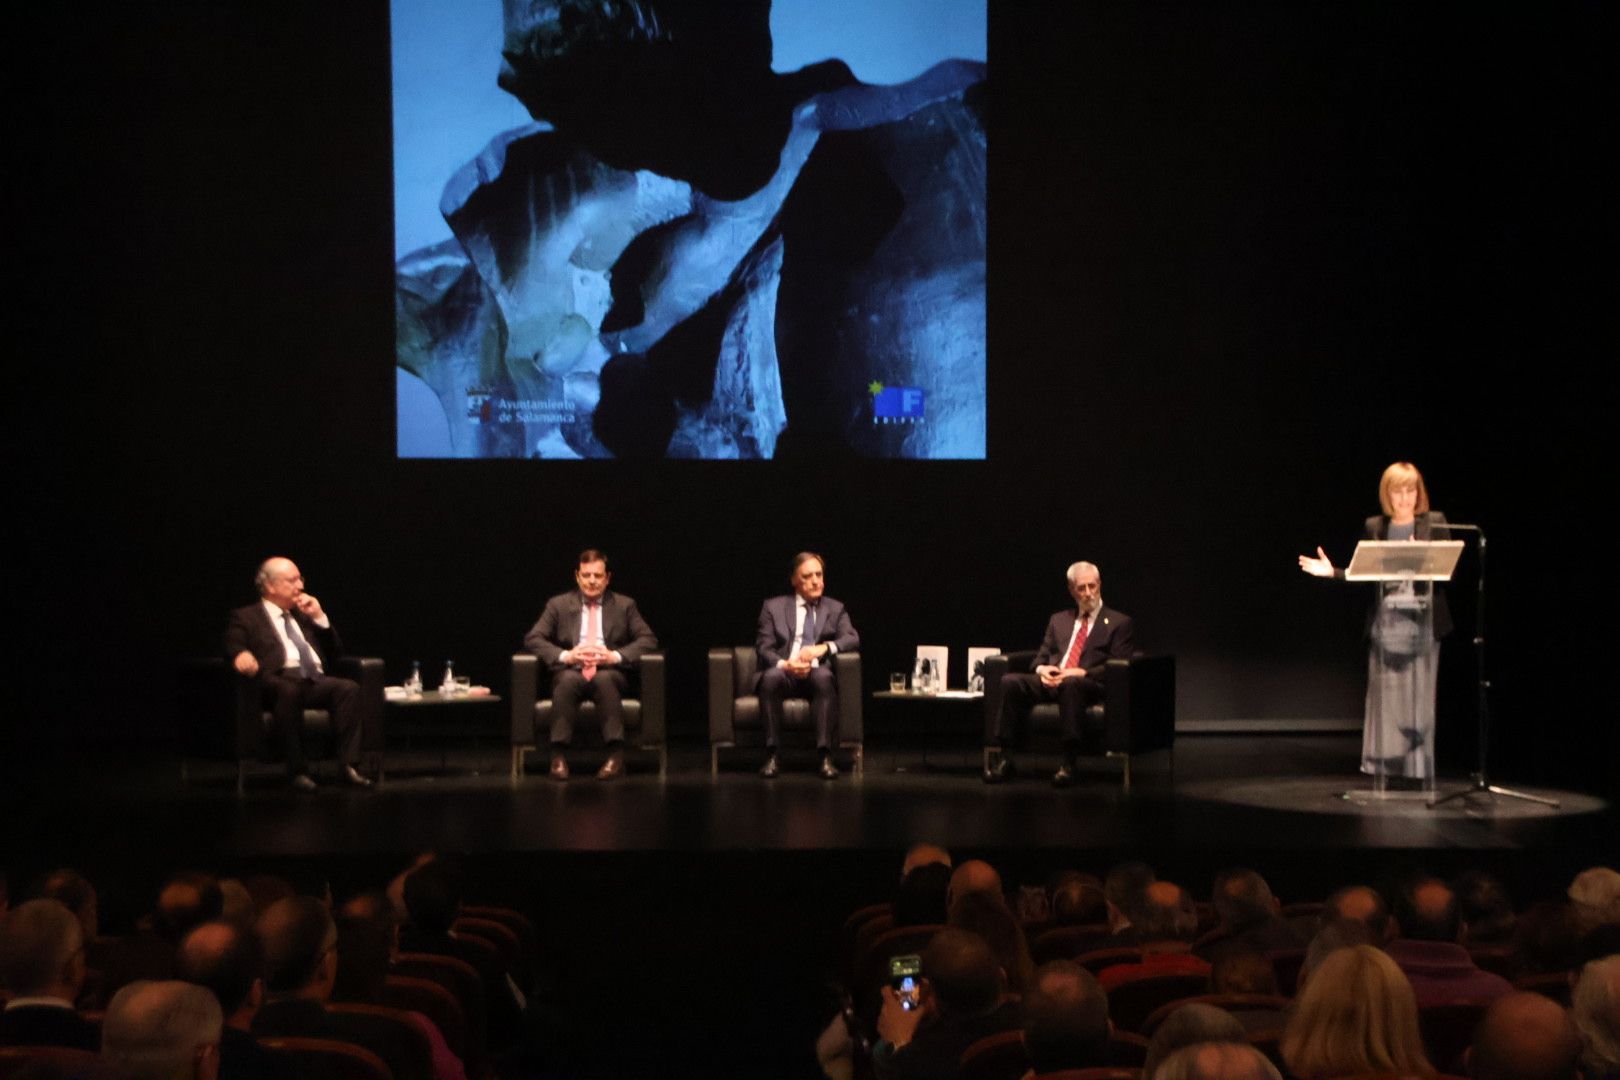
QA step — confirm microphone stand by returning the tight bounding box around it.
[1428,523,1559,809]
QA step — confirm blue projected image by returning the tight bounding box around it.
[393,0,986,459]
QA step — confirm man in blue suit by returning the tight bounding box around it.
[755,552,860,779]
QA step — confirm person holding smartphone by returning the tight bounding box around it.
[873,929,1019,1080]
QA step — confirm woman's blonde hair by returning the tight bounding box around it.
[1378,462,1431,517]
[1281,944,1433,1079]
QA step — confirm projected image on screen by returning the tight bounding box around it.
[393,0,986,459]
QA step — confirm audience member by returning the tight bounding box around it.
[1097,881,1209,991]
[1386,875,1513,1007]
[176,920,295,1080]
[333,915,466,1080]
[103,872,227,996]
[1323,884,1393,941]
[1051,874,1107,927]
[947,891,1034,996]
[1454,871,1519,945]
[894,864,951,929]
[400,860,523,1047]
[947,861,1003,909]
[1300,917,1379,990]
[1200,869,1306,963]
[1103,861,1157,943]
[1143,1003,1249,1080]
[252,896,433,1080]
[217,881,256,929]
[0,898,97,1050]
[1208,949,1286,1033]
[1466,990,1582,1080]
[874,928,1019,1080]
[1514,902,1584,975]
[1573,955,1620,1080]
[1281,943,1432,1079]
[1155,1041,1285,1080]
[27,868,105,1008]
[101,980,222,1080]
[901,844,952,878]
[1022,960,1110,1074]
[1569,869,1620,937]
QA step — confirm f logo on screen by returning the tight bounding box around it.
[870,383,925,425]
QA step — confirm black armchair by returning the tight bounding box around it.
[178,656,387,794]
[707,647,864,777]
[509,652,666,780]
[981,652,1174,791]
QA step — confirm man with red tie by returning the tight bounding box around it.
[984,561,1137,788]
[523,549,658,781]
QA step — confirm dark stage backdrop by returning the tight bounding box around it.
[12,2,1614,793]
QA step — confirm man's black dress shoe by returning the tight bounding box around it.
[343,765,374,788]
[819,754,839,780]
[290,774,318,792]
[982,757,1013,784]
[1051,763,1075,788]
[759,753,781,779]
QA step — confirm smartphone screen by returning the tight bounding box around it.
[889,953,922,1011]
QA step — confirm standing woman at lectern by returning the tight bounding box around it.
[1299,461,1451,780]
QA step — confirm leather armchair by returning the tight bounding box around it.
[981,652,1174,791]
[509,652,666,780]
[707,647,863,777]
[178,656,386,794]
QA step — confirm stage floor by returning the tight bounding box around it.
[3,734,1606,865]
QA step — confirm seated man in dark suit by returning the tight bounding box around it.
[177,920,297,1080]
[224,557,370,791]
[754,552,860,780]
[252,897,432,1080]
[985,560,1137,787]
[522,548,658,781]
[874,928,1021,1080]
[0,899,99,1050]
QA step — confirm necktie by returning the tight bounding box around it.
[1062,614,1089,670]
[283,611,319,679]
[582,601,601,680]
[802,603,819,650]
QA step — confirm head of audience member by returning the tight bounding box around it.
[175,921,264,1031]
[257,896,337,1003]
[1454,871,1518,945]
[1143,1004,1250,1080]
[1301,918,1380,990]
[28,868,99,941]
[1466,990,1583,1080]
[1156,1041,1285,1080]
[919,929,1005,1021]
[0,898,86,1003]
[894,862,951,928]
[946,860,1003,910]
[1023,960,1110,1073]
[1282,944,1431,1080]
[1210,948,1280,997]
[387,852,441,921]
[900,843,951,879]
[402,861,463,937]
[1572,955,1620,1080]
[1137,881,1200,949]
[1568,868,1620,936]
[1514,902,1584,975]
[1324,884,1393,941]
[155,872,225,943]
[948,890,1034,996]
[331,915,392,1003]
[242,874,295,919]
[1105,861,1156,931]
[1212,869,1280,935]
[101,979,223,1080]
[339,890,399,931]
[215,879,254,929]
[1394,875,1462,943]
[1052,875,1107,927]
